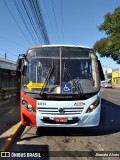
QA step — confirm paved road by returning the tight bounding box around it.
[101,88,120,106]
[2,88,120,160]
[0,97,20,135]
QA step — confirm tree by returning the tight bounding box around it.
[93,6,120,61]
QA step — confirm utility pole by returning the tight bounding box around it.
[5,53,7,59]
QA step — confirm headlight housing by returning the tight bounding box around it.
[86,97,100,113]
[22,100,35,112]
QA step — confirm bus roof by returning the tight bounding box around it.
[28,45,93,50]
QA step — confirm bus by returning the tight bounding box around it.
[16,45,104,127]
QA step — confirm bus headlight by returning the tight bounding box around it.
[86,97,100,113]
[22,100,35,112]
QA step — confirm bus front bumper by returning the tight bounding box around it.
[36,106,101,127]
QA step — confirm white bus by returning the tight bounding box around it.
[17,45,104,127]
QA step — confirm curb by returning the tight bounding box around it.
[0,121,24,152]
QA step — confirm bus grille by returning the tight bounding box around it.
[37,107,84,115]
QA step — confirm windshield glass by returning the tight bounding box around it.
[22,47,100,94]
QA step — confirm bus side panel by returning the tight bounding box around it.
[21,107,36,126]
[21,91,36,126]
[98,60,105,81]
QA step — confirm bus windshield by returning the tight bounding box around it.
[22,47,100,94]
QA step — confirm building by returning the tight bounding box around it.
[112,68,120,86]
[102,65,113,79]
[0,57,17,88]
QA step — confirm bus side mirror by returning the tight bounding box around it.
[98,60,105,81]
[16,58,22,71]
[16,54,27,76]
[16,54,26,71]
[16,70,21,77]
[22,63,27,76]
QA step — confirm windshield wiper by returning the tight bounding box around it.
[40,64,54,98]
[64,68,84,97]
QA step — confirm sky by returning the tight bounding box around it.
[0,0,120,69]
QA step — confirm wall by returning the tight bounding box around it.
[112,69,120,85]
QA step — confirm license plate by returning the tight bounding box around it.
[53,118,68,122]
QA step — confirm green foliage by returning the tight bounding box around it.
[93,6,120,61]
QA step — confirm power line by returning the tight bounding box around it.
[13,0,50,45]
[51,0,61,43]
[43,0,57,43]
[27,0,44,44]
[33,0,50,44]
[0,36,26,48]
[14,0,38,45]
[0,47,18,57]
[3,0,32,45]
[3,0,50,48]
[0,48,18,59]
[22,0,43,44]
